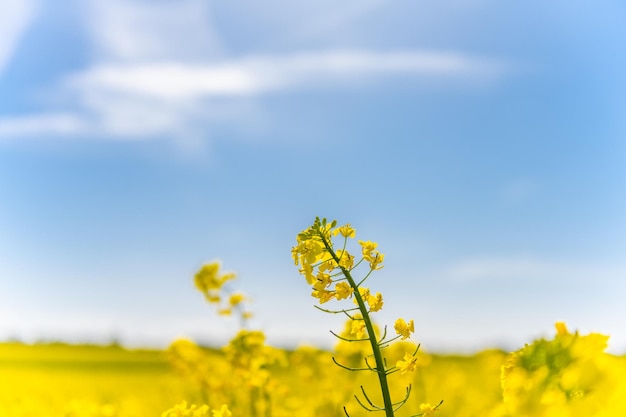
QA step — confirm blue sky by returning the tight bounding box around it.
[1,0,625,353]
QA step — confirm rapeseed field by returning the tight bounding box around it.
[2,218,624,417]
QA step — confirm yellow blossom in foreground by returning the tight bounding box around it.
[292,239,324,267]
[368,251,384,270]
[419,403,438,417]
[394,318,414,340]
[312,272,332,291]
[335,249,355,269]
[354,287,370,306]
[334,282,353,300]
[397,352,419,375]
[212,404,232,417]
[367,292,384,312]
[311,288,334,304]
[358,240,378,256]
[501,322,615,417]
[334,223,356,238]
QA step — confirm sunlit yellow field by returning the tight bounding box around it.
[3,219,624,417]
[2,331,625,417]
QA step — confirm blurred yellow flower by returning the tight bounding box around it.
[419,403,437,417]
[555,321,568,336]
[218,308,232,316]
[229,293,245,307]
[162,401,210,417]
[397,352,419,375]
[351,320,367,339]
[212,404,232,417]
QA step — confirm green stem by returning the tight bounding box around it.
[319,233,395,417]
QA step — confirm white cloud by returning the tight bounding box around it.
[0,49,505,141]
[442,257,626,286]
[68,50,505,100]
[0,113,85,138]
[85,0,223,62]
[0,0,508,141]
[0,0,37,75]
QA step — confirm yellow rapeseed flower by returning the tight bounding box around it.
[312,288,334,304]
[194,262,221,292]
[335,249,355,269]
[351,320,367,339]
[334,282,353,300]
[367,292,384,312]
[397,352,419,375]
[333,223,356,238]
[293,239,325,267]
[354,287,370,306]
[312,272,332,291]
[358,240,378,256]
[194,261,237,299]
[212,404,232,417]
[368,251,384,270]
[229,292,245,307]
[394,318,414,340]
[419,403,438,417]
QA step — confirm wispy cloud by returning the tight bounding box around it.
[0,113,85,138]
[442,257,626,286]
[0,0,37,75]
[0,50,506,141]
[85,0,223,62]
[69,51,505,100]
[0,0,507,141]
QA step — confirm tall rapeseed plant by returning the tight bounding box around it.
[292,217,442,417]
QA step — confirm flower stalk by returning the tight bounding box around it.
[292,217,441,417]
[319,230,395,417]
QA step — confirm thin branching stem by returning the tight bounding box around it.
[318,230,396,417]
[332,357,371,372]
[330,330,370,343]
[354,395,382,412]
[314,305,360,315]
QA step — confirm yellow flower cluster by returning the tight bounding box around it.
[194,262,236,302]
[194,261,253,321]
[501,322,622,417]
[292,218,385,306]
[394,318,415,340]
